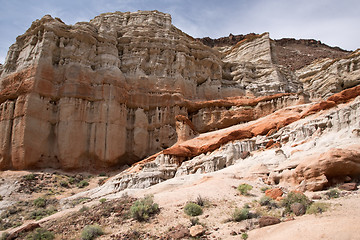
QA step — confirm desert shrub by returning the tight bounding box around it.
[130,195,159,221]
[79,206,89,213]
[68,177,76,184]
[184,203,203,217]
[27,207,57,220]
[241,233,249,240]
[99,198,106,204]
[306,202,330,214]
[259,195,278,208]
[24,174,36,181]
[260,186,270,193]
[81,225,104,240]
[98,178,106,186]
[237,184,253,195]
[325,188,340,199]
[34,197,46,208]
[77,180,89,188]
[0,232,9,240]
[190,217,200,226]
[99,172,107,177]
[232,207,250,222]
[195,195,205,207]
[282,192,311,213]
[59,181,69,188]
[26,228,54,240]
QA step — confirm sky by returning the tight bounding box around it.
[0,0,360,64]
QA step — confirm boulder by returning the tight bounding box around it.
[189,225,206,237]
[339,183,358,191]
[290,203,306,216]
[259,216,281,228]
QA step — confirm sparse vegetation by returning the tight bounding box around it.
[130,195,159,221]
[27,206,57,220]
[306,202,330,214]
[260,186,270,192]
[282,192,311,213]
[259,195,277,207]
[81,225,104,240]
[0,232,9,240]
[34,197,46,208]
[190,217,200,226]
[195,195,206,207]
[99,198,106,204]
[79,206,90,213]
[26,228,54,240]
[325,188,340,199]
[241,232,249,240]
[232,207,250,222]
[60,180,69,188]
[24,174,36,181]
[77,180,89,188]
[237,183,253,195]
[184,202,203,217]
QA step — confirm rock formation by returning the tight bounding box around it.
[0,9,359,187]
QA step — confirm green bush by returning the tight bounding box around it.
[24,174,36,181]
[99,198,106,204]
[26,228,54,240]
[68,177,76,184]
[306,202,330,214]
[184,202,203,217]
[79,206,89,213]
[282,192,311,213]
[232,208,250,222]
[130,195,160,221]
[325,188,340,199]
[77,180,89,188]
[259,196,275,207]
[59,181,69,188]
[241,233,249,240]
[0,232,9,240]
[237,184,253,195]
[34,197,46,208]
[27,207,57,220]
[260,186,270,193]
[81,225,104,240]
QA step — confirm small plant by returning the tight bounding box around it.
[306,202,330,214]
[237,184,253,195]
[190,217,200,226]
[195,195,205,207]
[77,180,89,188]
[259,196,275,207]
[184,202,203,217]
[325,188,340,199]
[79,206,89,213]
[99,172,107,177]
[241,233,249,240]
[34,197,46,208]
[130,195,159,221]
[27,207,57,220]
[24,174,36,181]
[81,225,104,240]
[68,177,75,184]
[282,192,311,213]
[260,186,270,192]
[99,198,106,204]
[26,228,54,240]
[232,207,250,222]
[0,232,9,240]
[59,181,69,188]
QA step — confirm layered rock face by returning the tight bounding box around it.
[0,10,359,172]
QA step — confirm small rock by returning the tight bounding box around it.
[240,151,250,159]
[290,202,306,216]
[312,194,322,200]
[190,225,205,237]
[265,188,284,200]
[230,230,237,236]
[259,216,281,228]
[339,183,357,191]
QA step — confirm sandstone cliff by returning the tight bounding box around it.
[0,10,359,172]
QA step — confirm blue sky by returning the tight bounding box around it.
[1,0,360,64]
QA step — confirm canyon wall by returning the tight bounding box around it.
[0,10,359,171]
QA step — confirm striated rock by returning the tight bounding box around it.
[259,216,281,228]
[339,183,357,191]
[282,148,360,191]
[175,115,198,142]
